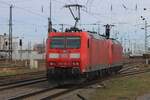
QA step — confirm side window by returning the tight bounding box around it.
[88,39,90,48]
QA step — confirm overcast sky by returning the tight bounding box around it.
[0,0,150,49]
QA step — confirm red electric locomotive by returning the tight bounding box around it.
[46,28,123,81]
[46,4,123,82]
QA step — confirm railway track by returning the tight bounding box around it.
[7,66,150,100]
[0,70,46,80]
[8,79,97,100]
[0,76,47,91]
[119,68,150,77]
[119,65,139,73]
[0,70,46,86]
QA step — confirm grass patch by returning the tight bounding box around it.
[0,71,18,76]
[0,68,40,77]
[90,72,150,100]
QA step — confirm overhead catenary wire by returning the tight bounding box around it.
[0,0,47,19]
[0,0,114,25]
[67,0,73,4]
[0,0,62,37]
[12,0,36,3]
[52,0,67,4]
[0,0,142,30]
[0,0,11,6]
[81,8,113,20]
[86,0,90,6]
[0,3,119,27]
[75,0,78,4]
[15,6,48,19]
[0,0,62,23]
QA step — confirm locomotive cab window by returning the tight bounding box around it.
[50,36,80,49]
[66,37,80,49]
[50,37,65,49]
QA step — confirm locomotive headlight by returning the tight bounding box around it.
[49,53,59,58]
[70,53,80,58]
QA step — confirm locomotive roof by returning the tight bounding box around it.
[49,31,106,40]
[87,32,106,40]
[48,31,121,44]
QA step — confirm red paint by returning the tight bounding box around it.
[46,31,123,73]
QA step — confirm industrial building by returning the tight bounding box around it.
[0,33,44,60]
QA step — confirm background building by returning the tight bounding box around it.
[0,33,45,60]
